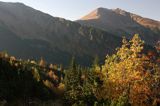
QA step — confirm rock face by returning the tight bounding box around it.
[0,2,122,65]
[77,7,160,45]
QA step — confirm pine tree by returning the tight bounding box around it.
[92,55,99,68]
[64,56,83,104]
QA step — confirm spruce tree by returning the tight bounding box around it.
[64,56,83,104]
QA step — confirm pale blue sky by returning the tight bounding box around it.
[0,0,160,21]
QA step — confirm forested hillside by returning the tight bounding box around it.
[0,52,65,105]
[0,35,159,106]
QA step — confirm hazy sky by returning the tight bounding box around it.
[0,0,160,21]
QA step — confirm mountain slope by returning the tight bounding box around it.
[77,7,160,45]
[0,52,62,104]
[0,2,122,65]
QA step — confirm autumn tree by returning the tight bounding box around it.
[98,34,160,106]
[39,57,46,68]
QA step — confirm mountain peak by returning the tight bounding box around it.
[96,7,111,15]
[80,7,128,20]
[80,7,110,20]
[77,7,160,45]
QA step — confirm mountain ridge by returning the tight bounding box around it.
[0,2,122,66]
[77,7,160,46]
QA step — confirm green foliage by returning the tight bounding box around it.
[64,57,83,104]
[64,56,102,105]
[32,67,41,82]
[110,93,129,106]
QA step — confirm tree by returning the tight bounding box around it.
[64,57,83,105]
[82,67,98,105]
[39,57,46,68]
[98,34,160,106]
[92,55,99,69]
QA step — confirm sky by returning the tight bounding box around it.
[0,0,160,21]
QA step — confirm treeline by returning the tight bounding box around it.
[0,34,159,106]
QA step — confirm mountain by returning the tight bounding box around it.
[0,2,122,65]
[77,7,160,46]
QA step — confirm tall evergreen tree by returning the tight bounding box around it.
[64,56,83,105]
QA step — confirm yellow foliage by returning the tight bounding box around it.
[96,34,160,106]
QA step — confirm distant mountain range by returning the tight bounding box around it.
[0,2,159,65]
[77,7,160,45]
